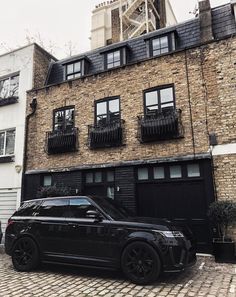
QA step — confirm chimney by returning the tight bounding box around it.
[231,0,236,21]
[199,0,214,42]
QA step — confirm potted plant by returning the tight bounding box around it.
[208,200,236,263]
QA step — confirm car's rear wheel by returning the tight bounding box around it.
[12,237,40,272]
[121,241,161,285]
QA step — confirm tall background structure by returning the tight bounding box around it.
[91,0,177,49]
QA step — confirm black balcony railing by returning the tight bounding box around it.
[46,128,78,154]
[138,109,183,143]
[0,96,18,107]
[88,120,124,149]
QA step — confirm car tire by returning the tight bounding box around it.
[12,237,40,272]
[121,241,161,285]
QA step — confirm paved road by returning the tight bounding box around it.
[0,252,236,297]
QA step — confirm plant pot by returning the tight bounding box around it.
[213,238,236,263]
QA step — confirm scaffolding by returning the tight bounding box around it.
[119,0,160,40]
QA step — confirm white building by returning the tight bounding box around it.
[0,44,54,242]
[91,0,177,49]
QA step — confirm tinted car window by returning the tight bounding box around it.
[37,199,68,217]
[68,198,97,219]
[15,201,41,216]
[93,197,134,220]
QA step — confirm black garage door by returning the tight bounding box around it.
[136,160,215,253]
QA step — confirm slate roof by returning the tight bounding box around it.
[46,4,236,87]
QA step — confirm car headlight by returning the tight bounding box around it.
[153,230,184,238]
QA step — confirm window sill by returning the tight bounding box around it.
[0,97,18,107]
[0,156,15,163]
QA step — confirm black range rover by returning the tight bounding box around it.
[5,196,196,284]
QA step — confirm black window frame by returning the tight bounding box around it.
[0,73,20,99]
[84,170,115,200]
[143,84,176,118]
[68,198,100,219]
[105,49,122,70]
[41,174,53,187]
[103,45,129,70]
[0,128,16,157]
[36,198,69,218]
[149,32,176,57]
[85,170,115,185]
[136,162,203,184]
[95,96,120,126]
[65,61,82,80]
[53,106,75,132]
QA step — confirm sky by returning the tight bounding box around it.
[0,0,230,59]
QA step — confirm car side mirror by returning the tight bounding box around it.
[86,210,103,222]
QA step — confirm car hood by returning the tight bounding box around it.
[119,216,176,231]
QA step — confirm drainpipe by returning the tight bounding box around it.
[21,98,37,201]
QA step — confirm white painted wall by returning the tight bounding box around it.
[165,0,177,26]
[211,143,236,156]
[0,45,35,229]
[91,1,117,49]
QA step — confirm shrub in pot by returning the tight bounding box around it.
[208,200,236,262]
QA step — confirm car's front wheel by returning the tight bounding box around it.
[121,241,161,285]
[12,237,40,272]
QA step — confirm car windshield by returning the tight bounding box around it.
[92,197,134,220]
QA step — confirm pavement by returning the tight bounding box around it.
[0,252,236,297]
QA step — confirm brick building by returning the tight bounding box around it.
[24,1,236,253]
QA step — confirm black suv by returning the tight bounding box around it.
[5,196,196,284]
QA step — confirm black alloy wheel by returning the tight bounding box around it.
[12,237,40,272]
[121,241,161,285]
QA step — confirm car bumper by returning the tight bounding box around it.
[4,233,16,255]
[160,238,197,272]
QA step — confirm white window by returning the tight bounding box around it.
[43,176,52,187]
[152,36,169,56]
[107,186,115,199]
[138,168,149,180]
[106,50,121,69]
[187,164,200,177]
[0,129,15,156]
[154,167,165,179]
[65,61,82,80]
[170,165,182,178]
[0,75,19,99]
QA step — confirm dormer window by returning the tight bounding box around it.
[63,57,90,80]
[65,61,82,80]
[152,36,169,56]
[149,32,176,57]
[102,45,129,70]
[107,50,121,69]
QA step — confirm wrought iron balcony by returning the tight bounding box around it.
[138,109,184,143]
[46,128,78,155]
[0,96,18,107]
[88,120,124,149]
